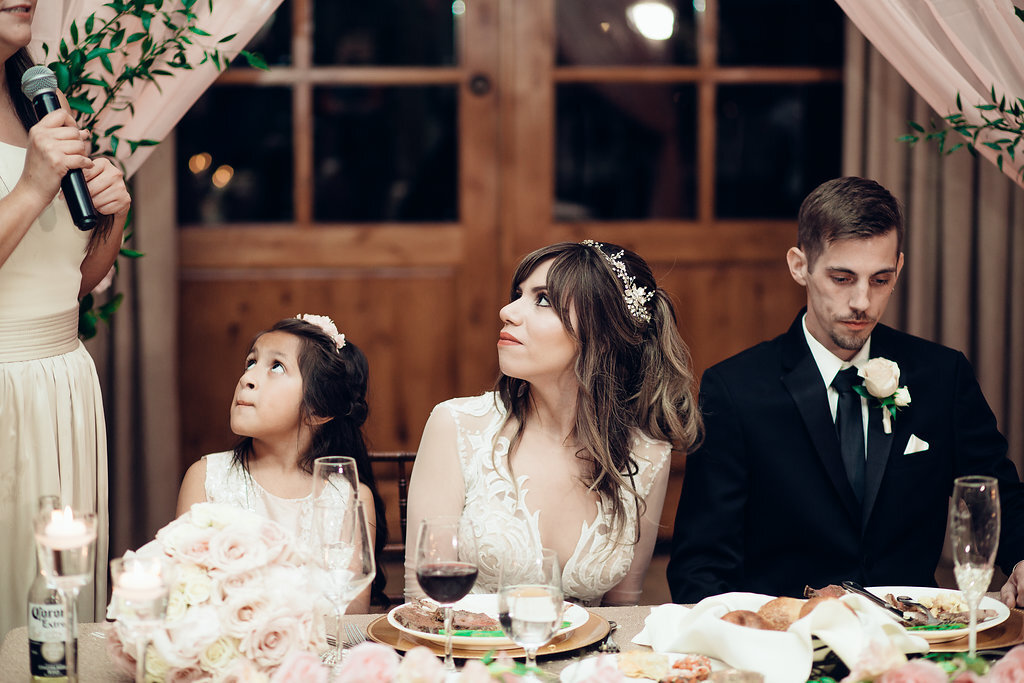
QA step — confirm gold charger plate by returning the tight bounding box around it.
[928,608,1024,653]
[366,610,610,659]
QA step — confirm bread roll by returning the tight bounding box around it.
[757,597,805,631]
[720,609,769,630]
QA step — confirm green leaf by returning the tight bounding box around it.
[907,120,925,133]
[52,62,70,91]
[97,293,124,319]
[70,20,79,44]
[85,13,95,33]
[977,104,997,111]
[188,26,211,37]
[109,136,119,155]
[998,155,1004,171]
[982,141,1002,151]
[126,31,147,43]
[218,33,237,43]
[120,248,145,258]
[948,143,963,154]
[242,50,269,70]
[110,28,125,48]
[67,96,95,114]
[101,54,114,74]
[897,135,919,144]
[956,92,963,110]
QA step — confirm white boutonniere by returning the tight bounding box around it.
[855,358,911,434]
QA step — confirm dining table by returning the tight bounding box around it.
[0,605,645,681]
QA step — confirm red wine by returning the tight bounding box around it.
[416,563,478,603]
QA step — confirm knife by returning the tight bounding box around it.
[841,581,918,623]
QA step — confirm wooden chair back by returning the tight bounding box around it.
[368,451,416,560]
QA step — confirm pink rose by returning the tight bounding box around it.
[177,530,215,566]
[208,527,269,575]
[105,624,137,676]
[259,521,291,563]
[395,646,445,683]
[988,645,1024,683]
[878,660,948,683]
[335,642,401,683]
[459,660,494,683]
[270,649,329,683]
[241,613,302,669]
[222,590,270,639]
[216,569,261,600]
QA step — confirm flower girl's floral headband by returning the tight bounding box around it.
[295,313,346,350]
[581,239,655,323]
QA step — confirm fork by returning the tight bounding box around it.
[597,620,620,653]
[345,622,367,647]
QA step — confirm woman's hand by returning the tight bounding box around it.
[82,157,130,216]
[19,109,92,207]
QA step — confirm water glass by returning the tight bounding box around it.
[497,547,563,679]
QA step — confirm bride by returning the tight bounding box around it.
[404,241,702,606]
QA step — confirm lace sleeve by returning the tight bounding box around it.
[404,401,468,601]
[602,437,673,606]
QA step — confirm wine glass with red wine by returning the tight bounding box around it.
[415,516,478,671]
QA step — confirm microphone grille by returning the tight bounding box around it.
[21,65,58,100]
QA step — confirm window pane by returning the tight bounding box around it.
[556,0,696,66]
[176,87,293,224]
[313,0,457,66]
[230,0,292,68]
[719,0,844,66]
[313,87,458,222]
[715,84,842,218]
[556,84,696,220]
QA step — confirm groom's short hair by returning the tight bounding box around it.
[797,176,904,269]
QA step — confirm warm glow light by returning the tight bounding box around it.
[626,1,675,41]
[188,152,212,174]
[211,165,234,188]
[600,21,611,32]
[452,0,465,16]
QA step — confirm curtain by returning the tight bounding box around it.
[845,22,1024,586]
[836,0,1024,187]
[29,1,284,555]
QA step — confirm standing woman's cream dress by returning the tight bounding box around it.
[0,140,107,637]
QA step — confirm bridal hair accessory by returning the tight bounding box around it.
[854,357,911,434]
[580,239,654,323]
[295,313,346,350]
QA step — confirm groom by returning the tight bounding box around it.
[667,177,1024,606]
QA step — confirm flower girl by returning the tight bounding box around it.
[176,314,388,611]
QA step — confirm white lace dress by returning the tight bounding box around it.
[406,393,671,607]
[202,452,315,554]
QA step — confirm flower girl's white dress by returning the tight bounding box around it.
[202,451,314,552]
[406,392,671,607]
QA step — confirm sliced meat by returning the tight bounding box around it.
[804,584,846,599]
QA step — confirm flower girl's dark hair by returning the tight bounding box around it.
[233,317,389,605]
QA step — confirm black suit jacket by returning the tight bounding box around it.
[667,313,1024,602]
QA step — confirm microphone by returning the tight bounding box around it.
[21,65,100,231]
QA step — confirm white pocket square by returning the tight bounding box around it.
[904,434,929,454]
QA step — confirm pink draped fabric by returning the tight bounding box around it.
[837,0,1024,187]
[29,0,284,178]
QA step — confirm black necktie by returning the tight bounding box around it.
[832,366,865,503]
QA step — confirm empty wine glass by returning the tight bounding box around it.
[948,475,1000,657]
[415,516,478,671]
[110,556,173,683]
[34,506,97,683]
[497,548,563,679]
[312,456,360,509]
[313,499,375,670]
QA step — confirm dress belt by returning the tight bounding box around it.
[0,308,80,362]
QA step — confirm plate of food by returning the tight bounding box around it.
[387,595,590,650]
[868,585,1011,643]
[561,651,724,683]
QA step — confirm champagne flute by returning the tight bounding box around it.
[314,499,375,669]
[497,548,563,679]
[110,556,173,683]
[948,475,1000,657]
[33,507,97,683]
[415,516,478,671]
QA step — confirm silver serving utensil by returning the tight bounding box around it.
[597,620,620,653]
[895,595,942,626]
[841,581,923,625]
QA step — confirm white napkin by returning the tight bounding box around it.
[633,593,928,683]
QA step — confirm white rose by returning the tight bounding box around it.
[144,643,170,681]
[199,635,240,672]
[182,570,213,605]
[860,358,900,397]
[166,587,188,621]
[894,386,911,407]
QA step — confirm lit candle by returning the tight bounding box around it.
[42,507,93,550]
[115,568,164,602]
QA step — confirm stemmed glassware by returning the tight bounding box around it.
[109,556,173,683]
[497,548,564,680]
[33,506,98,683]
[948,475,1000,658]
[313,497,376,670]
[414,516,478,671]
[312,456,360,508]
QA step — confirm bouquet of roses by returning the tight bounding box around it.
[107,502,328,682]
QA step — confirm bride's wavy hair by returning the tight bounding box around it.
[233,318,389,604]
[496,242,702,545]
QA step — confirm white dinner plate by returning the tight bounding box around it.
[868,585,1010,643]
[560,652,726,683]
[387,594,589,650]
